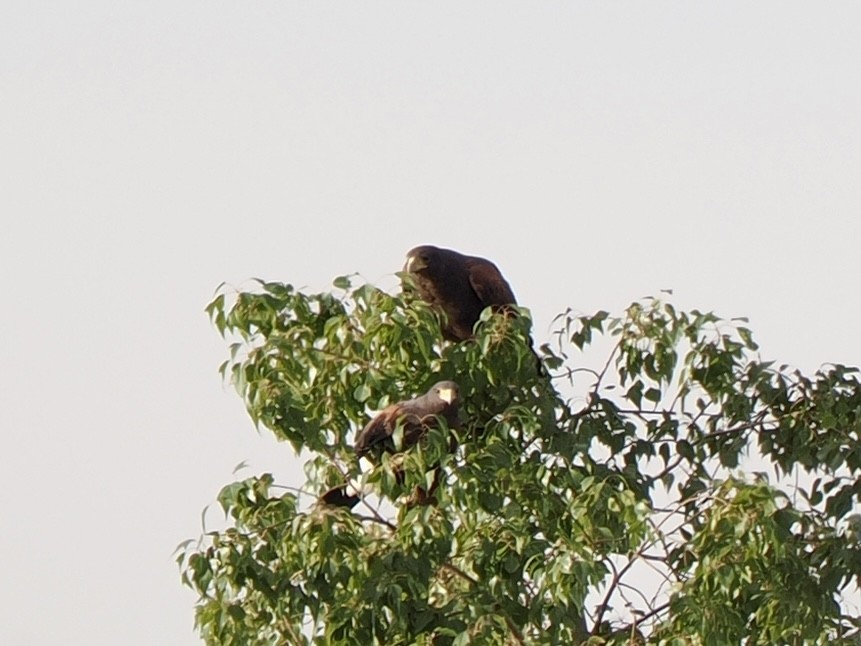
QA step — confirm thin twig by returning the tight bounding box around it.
[440,562,478,586]
[354,514,397,531]
[635,600,670,624]
[592,558,627,632]
[694,412,772,444]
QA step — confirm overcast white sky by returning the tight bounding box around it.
[2,2,860,644]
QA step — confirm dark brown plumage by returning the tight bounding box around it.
[404,245,518,342]
[321,381,461,509]
[405,245,544,374]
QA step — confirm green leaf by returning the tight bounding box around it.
[333,275,351,289]
[676,439,694,461]
[353,383,372,403]
[644,387,662,403]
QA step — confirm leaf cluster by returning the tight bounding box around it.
[179,280,861,645]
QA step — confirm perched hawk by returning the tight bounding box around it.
[404,245,518,342]
[321,381,461,509]
[404,245,544,373]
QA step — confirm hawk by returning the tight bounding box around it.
[321,381,460,509]
[404,245,543,373]
[404,245,518,342]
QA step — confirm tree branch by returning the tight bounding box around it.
[635,600,670,624]
[355,514,397,531]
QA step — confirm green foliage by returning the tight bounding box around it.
[181,278,861,644]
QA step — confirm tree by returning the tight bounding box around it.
[179,275,861,645]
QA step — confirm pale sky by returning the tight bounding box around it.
[1,2,860,644]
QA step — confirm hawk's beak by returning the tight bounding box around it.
[438,387,456,404]
[405,255,425,272]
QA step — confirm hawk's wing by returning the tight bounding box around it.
[354,405,399,458]
[465,257,517,308]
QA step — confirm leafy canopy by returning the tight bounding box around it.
[179,275,861,645]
